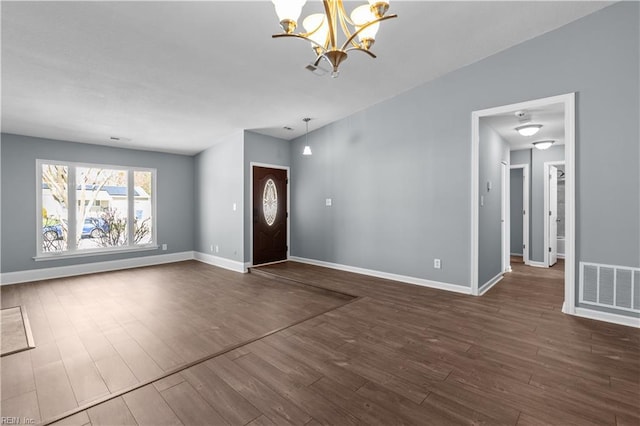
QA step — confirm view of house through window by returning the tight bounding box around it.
[40,161,155,255]
[41,164,69,253]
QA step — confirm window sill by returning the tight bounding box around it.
[34,245,159,261]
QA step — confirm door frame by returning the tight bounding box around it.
[471,92,576,316]
[544,161,564,268]
[250,162,290,266]
[510,163,530,265]
[501,161,510,274]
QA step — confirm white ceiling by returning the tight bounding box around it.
[482,102,565,151]
[1,1,612,155]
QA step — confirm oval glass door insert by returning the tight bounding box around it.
[263,179,278,226]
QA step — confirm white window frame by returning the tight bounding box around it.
[35,159,158,260]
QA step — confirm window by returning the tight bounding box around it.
[37,160,156,258]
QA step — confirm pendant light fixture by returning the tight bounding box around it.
[302,117,312,156]
[271,0,397,78]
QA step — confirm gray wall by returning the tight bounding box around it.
[478,122,509,287]
[531,145,564,262]
[243,131,291,262]
[0,133,195,273]
[194,131,244,262]
[290,2,640,294]
[510,168,524,256]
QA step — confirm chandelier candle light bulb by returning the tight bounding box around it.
[272,0,397,77]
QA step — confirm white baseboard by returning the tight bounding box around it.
[574,307,640,328]
[194,252,248,273]
[1,251,195,286]
[557,254,565,259]
[478,272,503,296]
[528,260,547,268]
[289,256,471,295]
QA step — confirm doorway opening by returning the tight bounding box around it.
[471,93,576,315]
[509,164,530,265]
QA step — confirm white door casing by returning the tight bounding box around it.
[471,92,575,316]
[545,163,562,267]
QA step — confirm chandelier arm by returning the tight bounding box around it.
[322,0,338,50]
[272,33,328,54]
[337,0,356,26]
[339,14,397,52]
[344,47,377,59]
[337,7,358,49]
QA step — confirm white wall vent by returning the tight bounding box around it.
[580,262,640,314]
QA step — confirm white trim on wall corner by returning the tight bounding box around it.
[478,272,503,296]
[193,252,248,273]
[574,307,640,329]
[289,256,471,295]
[0,251,195,286]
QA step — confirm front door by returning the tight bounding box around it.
[253,166,288,265]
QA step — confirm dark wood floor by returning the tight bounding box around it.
[0,262,351,424]
[2,259,639,425]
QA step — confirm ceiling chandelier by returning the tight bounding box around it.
[271,0,397,78]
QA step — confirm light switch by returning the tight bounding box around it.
[326,198,332,206]
[480,196,484,207]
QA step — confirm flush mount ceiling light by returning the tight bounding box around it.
[533,140,555,150]
[516,124,543,137]
[514,111,542,137]
[302,117,312,156]
[271,0,397,78]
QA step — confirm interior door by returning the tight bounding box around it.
[253,166,288,265]
[548,165,558,266]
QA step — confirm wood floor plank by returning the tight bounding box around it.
[109,337,164,382]
[50,411,91,426]
[206,355,311,426]
[180,363,261,425]
[0,390,41,424]
[234,352,362,426]
[152,373,185,393]
[59,354,110,405]
[95,354,139,393]
[309,376,403,426]
[87,397,137,426]
[122,384,183,426]
[263,332,369,391]
[33,360,78,420]
[160,381,228,426]
[1,350,36,402]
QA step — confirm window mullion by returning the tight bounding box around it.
[68,166,77,250]
[128,170,135,246]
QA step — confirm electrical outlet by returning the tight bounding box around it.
[210,244,214,252]
[162,244,167,251]
[434,258,441,269]
[215,245,219,253]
